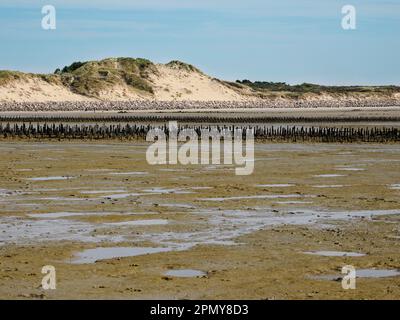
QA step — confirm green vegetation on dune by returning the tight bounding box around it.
[60,61,88,74]
[236,80,400,97]
[0,70,25,86]
[55,57,156,97]
[166,60,203,74]
[37,74,62,85]
[0,70,61,86]
[118,57,154,73]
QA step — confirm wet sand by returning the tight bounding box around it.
[0,142,400,299]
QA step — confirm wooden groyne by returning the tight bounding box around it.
[0,123,399,142]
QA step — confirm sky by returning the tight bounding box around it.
[0,0,399,85]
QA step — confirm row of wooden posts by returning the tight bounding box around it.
[0,123,399,142]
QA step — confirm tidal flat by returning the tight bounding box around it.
[0,141,400,299]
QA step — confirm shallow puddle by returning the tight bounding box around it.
[2,205,400,247]
[26,176,75,181]
[71,247,172,264]
[313,174,346,178]
[335,167,365,171]
[256,184,296,188]
[164,269,207,278]
[80,190,127,194]
[0,217,104,245]
[200,194,313,201]
[158,168,186,172]
[143,187,194,195]
[102,193,141,200]
[110,172,148,176]
[38,197,89,201]
[106,219,168,226]
[275,201,313,204]
[27,211,136,219]
[28,212,97,218]
[311,185,347,188]
[304,251,365,257]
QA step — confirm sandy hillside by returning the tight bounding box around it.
[0,78,93,102]
[96,85,150,101]
[149,64,247,101]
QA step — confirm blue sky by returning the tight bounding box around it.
[1,0,399,85]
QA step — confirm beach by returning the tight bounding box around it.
[0,141,399,299]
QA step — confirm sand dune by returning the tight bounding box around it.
[0,59,248,103]
[1,58,399,104]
